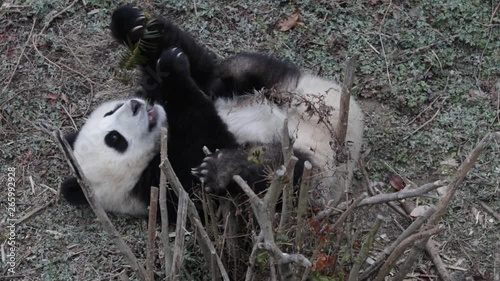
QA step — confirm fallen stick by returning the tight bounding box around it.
[394,132,500,280]
[373,226,444,281]
[425,239,451,281]
[315,179,447,220]
[37,121,147,281]
[158,128,172,276]
[146,187,158,281]
[159,156,229,281]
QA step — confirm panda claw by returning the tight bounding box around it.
[200,162,208,168]
[131,25,143,33]
[135,16,145,23]
[156,58,162,73]
[176,52,184,58]
[202,146,212,156]
[203,156,211,162]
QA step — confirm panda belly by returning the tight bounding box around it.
[214,94,329,167]
[215,96,286,144]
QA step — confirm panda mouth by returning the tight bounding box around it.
[147,105,158,130]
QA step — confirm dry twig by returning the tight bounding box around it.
[2,18,36,94]
[335,54,359,163]
[234,174,311,281]
[146,187,158,281]
[159,154,230,281]
[373,226,444,281]
[316,180,446,220]
[158,128,172,276]
[170,189,188,280]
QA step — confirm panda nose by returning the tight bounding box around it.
[130,99,142,116]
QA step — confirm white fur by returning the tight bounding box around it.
[73,99,166,216]
[216,73,364,206]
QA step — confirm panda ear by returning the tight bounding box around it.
[60,177,88,205]
[64,131,79,149]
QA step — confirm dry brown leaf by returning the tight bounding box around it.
[46,93,59,100]
[388,174,406,191]
[279,12,300,32]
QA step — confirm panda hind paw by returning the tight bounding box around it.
[191,154,225,194]
[111,5,147,46]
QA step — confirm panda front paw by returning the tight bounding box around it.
[157,47,190,76]
[111,5,147,46]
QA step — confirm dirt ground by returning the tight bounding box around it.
[1,0,499,280]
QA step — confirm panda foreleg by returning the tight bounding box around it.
[111,5,216,92]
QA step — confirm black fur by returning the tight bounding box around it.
[61,177,88,205]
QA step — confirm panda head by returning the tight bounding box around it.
[61,98,166,216]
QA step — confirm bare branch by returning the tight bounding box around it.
[316,180,446,220]
[335,54,359,163]
[170,189,188,280]
[349,216,382,281]
[233,174,311,280]
[159,158,230,281]
[425,239,451,281]
[360,205,436,280]
[428,132,500,226]
[296,161,312,250]
[159,128,172,276]
[146,186,159,281]
[373,226,444,281]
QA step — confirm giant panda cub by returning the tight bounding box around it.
[60,6,364,219]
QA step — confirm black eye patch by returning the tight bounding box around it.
[104,103,124,117]
[104,130,128,153]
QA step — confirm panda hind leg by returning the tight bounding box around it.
[214,52,301,97]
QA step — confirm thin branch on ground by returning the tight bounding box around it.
[373,226,444,281]
[360,160,409,219]
[402,97,449,141]
[14,199,55,226]
[425,239,451,281]
[159,128,172,277]
[279,118,296,233]
[360,205,436,280]
[348,215,382,281]
[394,132,500,280]
[479,201,500,221]
[37,120,147,281]
[315,180,446,220]
[146,187,158,281]
[170,188,188,280]
[159,156,230,281]
[39,0,80,35]
[295,161,312,250]
[2,17,36,94]
[429,132,500,226]
[335,54,358,163]
[233,174,312,281]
